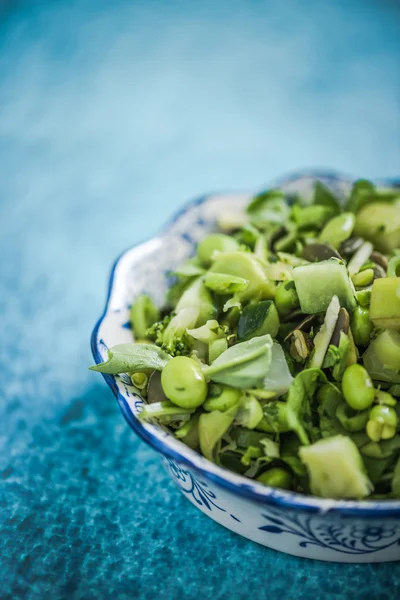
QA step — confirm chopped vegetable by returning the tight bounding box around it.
[299,436,373,499]
[319,213,355,249]
[237,301,280,340]
[197,233,239,266]
[130,294,160,339]
[90,178,400,500]
[354,201,400,253]
[293,260,356,314]
[369,277,400,330]
[161,356,208,408]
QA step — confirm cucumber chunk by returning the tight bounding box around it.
[237,301,280,340]
[299,435,373,499]
[293,259,356,314]
[369,277,400,330]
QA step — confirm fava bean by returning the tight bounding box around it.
[366,404,398,442]
[319,213,355,249]
[161,356,208,408]
[342,364,375,410]
[351,269,374,288]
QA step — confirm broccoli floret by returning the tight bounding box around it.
[146,313,173,347]
[146,308,198,357]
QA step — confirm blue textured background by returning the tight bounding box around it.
[1,0,400,598]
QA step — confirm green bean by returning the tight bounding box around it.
[342,364,375,411]
[387,255,400,278]
[161,356,208,408]
[257,468,292,489]
[197,233,239,266]
[350,306,373,346]
[274,281,300,316]
[366,405,398,442]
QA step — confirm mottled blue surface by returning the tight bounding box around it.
[0,0,400,598]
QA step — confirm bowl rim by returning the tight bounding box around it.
[91,168,400,517]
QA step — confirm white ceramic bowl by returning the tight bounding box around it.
[91,170,400,562]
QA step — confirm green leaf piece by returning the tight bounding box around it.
[89,343,171,374]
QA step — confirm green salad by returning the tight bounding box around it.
[91,180,400,500]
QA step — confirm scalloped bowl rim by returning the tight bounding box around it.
[91,168,400,517]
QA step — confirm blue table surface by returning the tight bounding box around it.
[1,0,400,598]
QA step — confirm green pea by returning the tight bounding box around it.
[203,385,241,412]
[161,356,208,409]
[197,234,239,266]
[319,212,355,249]
[257,468,292,489]
[350,306,373,346]
[130,372,148,390]
[342,364,375,411]
[274,281,300,316]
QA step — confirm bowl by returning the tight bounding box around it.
[91,170,400,563]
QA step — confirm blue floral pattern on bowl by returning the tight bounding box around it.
[91,170,400,563]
